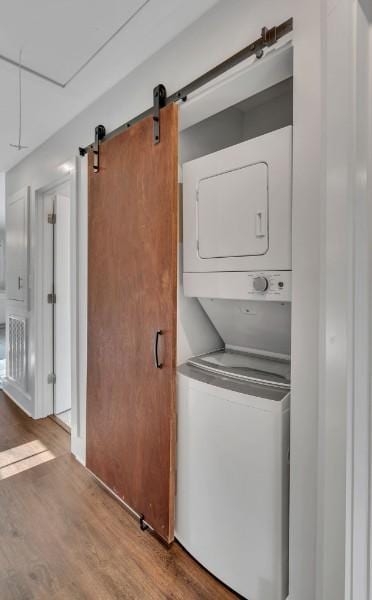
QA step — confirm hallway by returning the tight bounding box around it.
[0,393,237,599]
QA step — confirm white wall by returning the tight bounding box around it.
[0,172,5,232]
[180,107,244,164]
[0,173,5,324]
[4,0,357,597]
[0,173,5,291]
[242,84,292,140]
[180,79,293,164]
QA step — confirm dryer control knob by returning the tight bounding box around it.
[253,276,269,292]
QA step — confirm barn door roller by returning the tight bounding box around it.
[153,84,166,145]
[79,18,293,172]
[93,124,106,173]
[79,124,106,173]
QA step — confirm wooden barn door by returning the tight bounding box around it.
[86,104,178,543]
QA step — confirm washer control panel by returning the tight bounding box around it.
[247,272,291,300]
[183,271,292,301]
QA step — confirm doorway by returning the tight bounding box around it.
[47,186,71,429]
[35,175,74,431]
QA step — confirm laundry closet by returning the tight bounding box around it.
[176,60,292,600]
[84,23,293,600]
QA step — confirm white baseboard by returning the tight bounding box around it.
[71,434,86,465]
[2,385,32,417]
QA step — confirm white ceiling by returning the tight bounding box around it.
[0,0,218,171]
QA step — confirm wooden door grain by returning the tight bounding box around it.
[86,104,178,543]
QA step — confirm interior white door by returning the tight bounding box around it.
[54,192,71,415]
[6,187,28,302]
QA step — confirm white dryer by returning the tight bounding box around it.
[176,351,290,600]
[183,126,292,276]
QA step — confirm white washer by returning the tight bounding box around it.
[176,350,290,600]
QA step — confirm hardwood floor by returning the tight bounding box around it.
[0,393,238,599]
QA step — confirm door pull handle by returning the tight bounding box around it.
[255,210,266,238]
[154,329,163,369]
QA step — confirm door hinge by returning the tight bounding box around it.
[47,293,56,304]
[47,373,56,384]
[48,213,56,224]
[153,84,167,145]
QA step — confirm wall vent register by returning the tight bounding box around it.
[8,315,27,389]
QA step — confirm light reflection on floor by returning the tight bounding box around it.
[0,440,55,480]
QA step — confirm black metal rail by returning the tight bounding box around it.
[79,18,293,160]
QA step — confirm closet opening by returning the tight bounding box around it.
[176,53,293,600]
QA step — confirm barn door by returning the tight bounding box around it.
[86,104,178,543]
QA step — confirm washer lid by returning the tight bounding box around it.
[188,349,290,389]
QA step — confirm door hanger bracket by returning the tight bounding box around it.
[93,124,106,173]
[153,84,167,145]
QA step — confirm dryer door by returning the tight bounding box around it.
[197,162,268,259]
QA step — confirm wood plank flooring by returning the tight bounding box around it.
[0,393,238,600]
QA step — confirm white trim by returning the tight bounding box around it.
[34,186,53,418]
[2,388,32,417]
[70,161,79,445]
[73,154,88,464]
[345,4,371,600]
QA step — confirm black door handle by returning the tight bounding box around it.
[154,329,163,369]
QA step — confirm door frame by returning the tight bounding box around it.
[34,161,78,428]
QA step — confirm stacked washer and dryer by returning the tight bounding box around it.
[176,126,292,600]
